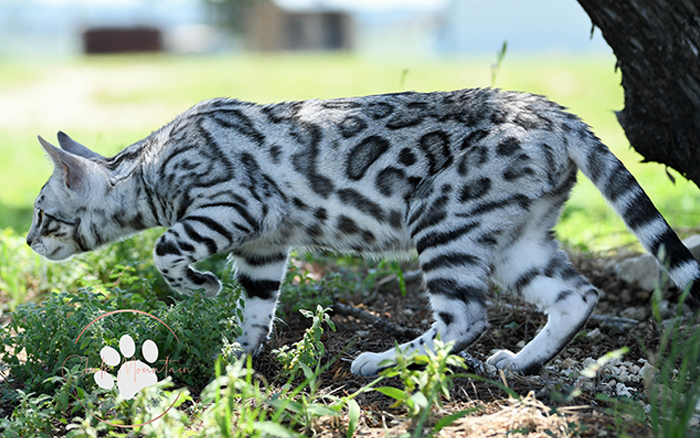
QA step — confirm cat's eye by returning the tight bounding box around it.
[37,209,44,223]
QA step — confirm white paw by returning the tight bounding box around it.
[188,274,221,298]
[351,352,392,377]
[172,272,221,298]
[486,349,519,371]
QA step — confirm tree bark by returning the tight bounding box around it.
[576,0,700,189]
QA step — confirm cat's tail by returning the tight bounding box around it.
[568,135,700,308]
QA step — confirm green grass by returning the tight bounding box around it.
[1,53,697,249]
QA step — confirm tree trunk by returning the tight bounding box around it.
[576,0,700,189]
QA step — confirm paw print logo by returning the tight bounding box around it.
[66,309,184,428]
[94,334,159,400]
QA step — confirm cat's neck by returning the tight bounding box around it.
[101,140,165,237]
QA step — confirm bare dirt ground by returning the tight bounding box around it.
[248,249,687,437]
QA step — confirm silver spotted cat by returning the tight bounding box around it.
[27,88,700,376]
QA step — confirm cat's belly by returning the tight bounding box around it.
[250,220,413,255]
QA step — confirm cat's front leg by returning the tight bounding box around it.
[230,247,289,354]
[153,220,228,297]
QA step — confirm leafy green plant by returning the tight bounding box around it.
[272,305,336,382]
[203,318,370,438]
[129,378,194,438]
[199,356,299,438]
[375,338,470,437]
[1,283,244,389]
[268,357,380,438]
[0,389,56,438]
[270,362,341,435]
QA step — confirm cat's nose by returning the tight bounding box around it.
[26,235,34,247]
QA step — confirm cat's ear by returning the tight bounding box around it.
[38,135,92,191]
[56,131,105,160]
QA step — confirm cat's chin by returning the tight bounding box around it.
[43,253,76,263]
[34,246,78,262]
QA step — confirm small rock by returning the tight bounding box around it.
[516,340,526,349]
[635,290,652,301]
[620,306,647,321]
[690,415,700,428]
[614,234,700,292]
[615,254,663,291]
[661,316,682,330]
[585,328,604,342]
[567,347,581,356]
[640,362,656,383]
[582,357,597,368]
[560,358,576,369]
[616,382,633,397]
[659,301,673,320]
[483,362,498,377]
[618,369,630,383]
[684,234,700,260]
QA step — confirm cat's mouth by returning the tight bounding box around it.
[27,238,77,262]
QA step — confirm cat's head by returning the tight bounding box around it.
[26,132,110,261]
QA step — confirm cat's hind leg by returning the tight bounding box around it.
[351,220,493,376]
[489,201,599,374]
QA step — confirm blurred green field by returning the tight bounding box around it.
[0,53,698,250]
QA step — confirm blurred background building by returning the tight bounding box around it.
[0,0,610,58]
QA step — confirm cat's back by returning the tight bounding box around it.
[165,89,574,202]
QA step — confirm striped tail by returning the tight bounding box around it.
[568,137,700,307]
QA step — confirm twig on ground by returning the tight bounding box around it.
[332,302,422,339]
[486,300,639,329]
